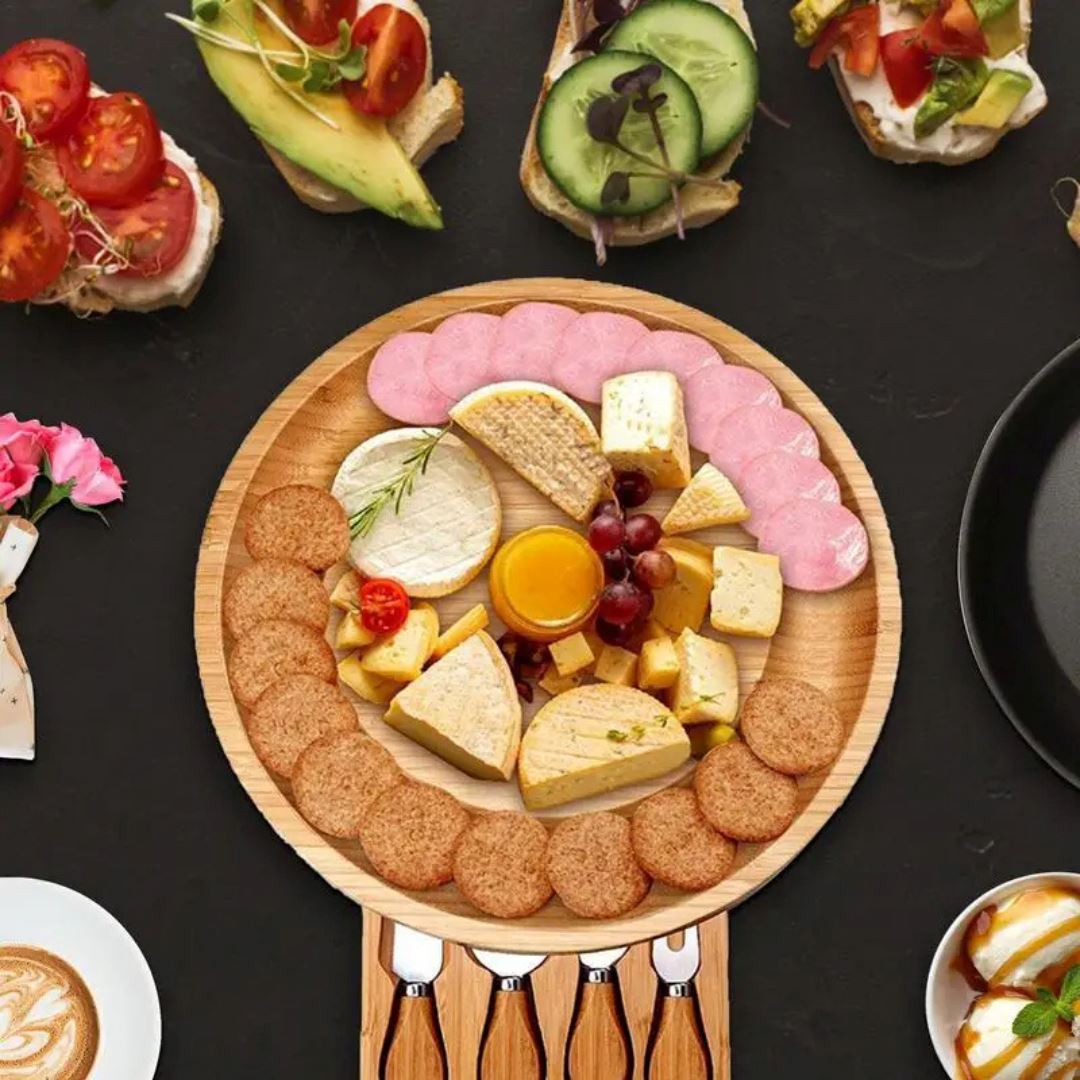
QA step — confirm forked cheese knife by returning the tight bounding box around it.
[381,923,447,1080]
[567,947,632,1080]
[646,927,709,1080]
[471,949,547,1080]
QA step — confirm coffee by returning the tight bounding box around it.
[0,946,99,1080]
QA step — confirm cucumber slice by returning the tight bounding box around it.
[605,0,759,158]
[537,50,703,217]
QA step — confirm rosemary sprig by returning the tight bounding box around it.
[348,425,451,539]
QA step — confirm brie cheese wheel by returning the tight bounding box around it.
[332,429,501,598]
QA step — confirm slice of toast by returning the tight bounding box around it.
[520,0,753,248]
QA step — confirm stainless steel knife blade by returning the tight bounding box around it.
[472,949,547,982]
[391,924,444,988]
[651,926,701,989]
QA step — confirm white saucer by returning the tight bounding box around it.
[0,877,162,1079]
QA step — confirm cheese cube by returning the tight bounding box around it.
[549,631,596,677]
[638,637,680,691]
[329,570,361,612]
[539,667,586,697]
[432,604,489,659]
[335,611,377,650]
[594,644,638,686]
[651,546,713,636]
[601,371,691,489]
[670,629,738,725]
[338,654,402,705]
[360,604,439,682]
[642,619,670,643]
[689,722,737,758]
[710,547,783,638]
[582,628,605,669]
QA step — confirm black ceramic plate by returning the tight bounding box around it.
[959,340,1080,788]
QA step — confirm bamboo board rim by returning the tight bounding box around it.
[194,278,902,953]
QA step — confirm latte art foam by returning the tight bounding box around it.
[0,947,99,1080]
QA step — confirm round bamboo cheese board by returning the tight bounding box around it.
[194,278,902,953]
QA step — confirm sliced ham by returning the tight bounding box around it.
[489,302,578,383]
[708,404,819,480]
[553,311,649,403]
[425,312,501,401]
[738,451,841,539]
[757,499,869,592]
[684,365,781,450]
[367,332,452,425]
[623,330,721,382]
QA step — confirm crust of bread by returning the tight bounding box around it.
[519,0,753,247]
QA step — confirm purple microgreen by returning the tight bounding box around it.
[611,61,662,96]
[601,171,632,205]
[586,94,630,144]
[633,91,667,112]
[593,0,627,23]
[573,20,616,53]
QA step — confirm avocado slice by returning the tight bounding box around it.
[955,68,1032,128]
[790,0,849,47]
[194,0,443,229]
[915,58,989,138]
[981,4,1024,58]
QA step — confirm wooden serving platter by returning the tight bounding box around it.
[194,278,902,954]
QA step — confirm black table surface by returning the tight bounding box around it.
[4,2,1080,1076]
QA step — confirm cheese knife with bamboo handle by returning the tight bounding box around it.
[567,947,632,1080]
[646,927,709,1080]
[381,924,447,1080]
[471,949,547,1080]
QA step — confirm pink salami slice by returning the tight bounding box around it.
[489,302,578,383]
[757,499,869,592]
[367,332,452,425]
[684,365,781,450]
[738,451,841,539]
[623,330,722,382]
[553,311,650,403]
[708,404,819,480]
[425,312,501,401]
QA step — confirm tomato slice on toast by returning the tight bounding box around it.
[0,187,71,302]
[0,122,24,218]
[0,39,89,142]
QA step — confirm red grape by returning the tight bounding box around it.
[598,581,650,626]
[633,549,676,589]
[603,547,631,580]
[588,514,626,555]
[592,498,622,521]
[595,617,635,647]
[614,470,652,509]
[624,513,662,554]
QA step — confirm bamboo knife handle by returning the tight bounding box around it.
[647,995,710,1080]
[567,980,632,1080]
[480,988,544,1080]
[382,992,446,1080]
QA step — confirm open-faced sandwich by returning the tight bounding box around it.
[521,0,759,263]
[792,0,1046,164]
[0,38,221,313]
[174,0,462,228]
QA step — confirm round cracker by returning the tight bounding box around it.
[293,730,403,839]
[631,788,736,892]
[453,812,552,919]
[248,674,357,778]
[245,485,349,571]
[360,782,470,891]
[740,679,844,776]
[228,619,335,708]
[224,558,331,639]
[694,740,798,843]
[546,812,650,920]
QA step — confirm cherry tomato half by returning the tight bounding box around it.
[0,187,71,302]
[344,5,427,119]
[880,30,934,108]
[359,577,410,634]
[0,123,24,219]
[0,39,90,142]
[282,0,358,45]
[75,161,196,279]
[58,92,164,208]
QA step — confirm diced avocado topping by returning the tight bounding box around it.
[955,67,1033,128]
[791,0,849,47]
[981,2,1024,57]
[971,0,1019,24]
[915,57,989,138]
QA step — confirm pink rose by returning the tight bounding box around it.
[0,450,37,511]
[47,424,125,507]
[0,414,57,468]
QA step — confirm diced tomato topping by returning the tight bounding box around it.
[810,5,881,78]
[282,0,358,45]
[0,39,90,142]
[919,1,989,57]
[0,122,23,219]
[344,5,427,118]
[941,0,982,38]
[359,578,410,635]
[0,187,71,302]
[880,29,934,108]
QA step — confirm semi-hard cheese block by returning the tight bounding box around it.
[651,543,713,636]
[601,371,691,489]
[710,546,783,638]
[332,429,501,598]
[450,381,613,522]
[594,644,638,686]
[335,611,377,650]
[549,631,595,677]
[338,654,402,706]
[384,631,522,781]
[638,637,680,691]
[432,603,489,659]
[670,629,738,725]
[360,605,439,682]
[519,684,690,810]
[662,463,749,534]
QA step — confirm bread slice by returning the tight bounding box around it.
[520,0,753,248]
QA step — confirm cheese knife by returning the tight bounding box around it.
[471,949,547,1080]
[381,923,447,1080]
[646,927,709,1080]
[567,947,632,1080]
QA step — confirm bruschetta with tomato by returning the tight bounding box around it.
[791,0,1046,164]
[0,38,221,314]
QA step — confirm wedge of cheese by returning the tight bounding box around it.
[329,570,361,612]
[335,611,377,650]
[450,381,613,522]
[662,463,749,534]
[360,604,439,682]
[384,630,522,780]
[601,371,691,489]
[332,429,501,598]
[519,684,690,810]
[670,629,738,725]
[651,543,713,636]
[710,546,783,638]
